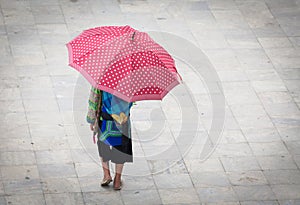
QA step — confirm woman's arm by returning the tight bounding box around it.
[86,87,101,125]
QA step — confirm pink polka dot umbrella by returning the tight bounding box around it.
[66,25,182,102]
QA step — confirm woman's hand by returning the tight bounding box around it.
[90,124,94,131]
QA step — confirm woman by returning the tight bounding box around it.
[87,87,133,190]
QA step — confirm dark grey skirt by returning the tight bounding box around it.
[97,134,133,164]
[97,113,133,164]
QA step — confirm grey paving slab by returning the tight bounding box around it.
[204,202,240,205]
[212,9,249,30]
[159,188,201,204]
[289,36,300,47]
[234,48,274,70]
[0,35,12,52]
[220,156,261,172]
[121,189,162,205]
[23,98,60,112]
[263,103,300,117]
[0,197,6,205]
[242,128,282,143]
[293,155,300,169]
[271,185,300,200]
[212,143,253,158]
[44,193,84,205]
[218,129,247,144]
[0,136,32,151]
[249,142,289,156]
[204,49,242,71]
[35,150,73,164]
[197,186,238,203]
[235,115,274,129]
[0,77,19,88]
[41,177,81,194]
[192,29,229,49]
[153,173,193,189]
[43,45,69,65]
[82,191,123,205]
[148,158,187,175]
[233,185,277,201]
[227,171,268,186]
[2,7,35,26]
[264,170,300,185]
[258,37,293,48]
[271,114,300,128]
[16,65,50,78]
[185,10,218,30]
[277,68,300,80]
[11,45,46,66]
[257,155,298,170]
[285,141,300,155]
[264,48,300,69]
[279,199,300,205]
[78,177,103,193]
[47,64,78,77]
[184,158,224,173]
[116,175,157,191]
[28,123,65,138]
[8,32,40,46]
[75,162,100,178]
[221,82,261,105]
[0,151,36,166]
[271,8,300,36]
[236,1,286,37]
[208,0,237,10]
[0,65,17,79]
[191,171,230,187]
[283,79,300,92]
[0,181,4,196]
[229,104,267,117]
[69,149,96,164]
[251,80,288,93]
[258,91,294,105]
[32,137,69,151]
[0,165,39,180]
[0,111,27,128]
[0,100,24,113]
[26,111,63,125]
[216,70,249,82]
[246,69,282,81]
[241,201,279,205]
[3,178,43,195]
[31,5,65,24]
[19,76,53,88]
[20,87,56,99]
[5,194,46,205]
[38,163,77,178]
[0,123,30,139]
[226,36,261,49]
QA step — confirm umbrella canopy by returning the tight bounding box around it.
[66,25,182,102]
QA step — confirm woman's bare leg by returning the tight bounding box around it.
[114,163,124,189]
[101,158,112,180]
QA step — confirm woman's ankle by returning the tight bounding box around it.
[103,169,111,179]
[114,173,121,180]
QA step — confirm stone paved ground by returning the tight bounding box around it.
[0,0,300,204]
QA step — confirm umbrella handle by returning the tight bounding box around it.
[131,32,136,41]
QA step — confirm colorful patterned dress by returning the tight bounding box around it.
[87,87,133,163]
